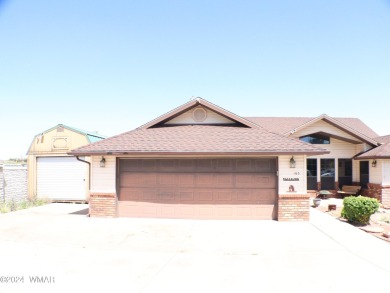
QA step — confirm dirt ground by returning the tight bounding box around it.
[314,198,390,244]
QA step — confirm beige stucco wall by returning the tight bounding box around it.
[165,106,235,125]
[382,160,390,185]
[27,126,91,198]
[290,121,376,186]
[370,159,382,184]
[91,156,117,194]
[278,155,306,195]
[293,120,358,142]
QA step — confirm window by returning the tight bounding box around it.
[338,159,352,188]
[307,159,317,190]
[300,134,330,144]
[321,159,335,190]
[307,159,317,177]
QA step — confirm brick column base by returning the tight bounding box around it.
[367,183,382,202]
[89,193,117,217]
[278,194,310,222]
[382,186,390,208]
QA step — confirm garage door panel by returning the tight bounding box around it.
[120,173,157,187]
[120,188,275,204]
[157,174,176,186]
[118,203,267,219]
[256,159,276,172]
[118,158,277,220]
[196,159,214,171]
[197,191,213,202]
[215,174,234,187]
[235,159,253,171]
[179,191,195,201]
[196,174,214,186]
[118,202,276,219]
[215,159,234,171]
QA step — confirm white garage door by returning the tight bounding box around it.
[36,157,88,201]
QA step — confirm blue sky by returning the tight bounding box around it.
[1,0,390,159]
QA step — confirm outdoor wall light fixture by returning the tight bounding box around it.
[100,157,106,168]
[290,156,296,168]
[372,160,377,168]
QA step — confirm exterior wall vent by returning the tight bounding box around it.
[192,108,207,122]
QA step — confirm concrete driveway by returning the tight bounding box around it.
[1,203,390,293]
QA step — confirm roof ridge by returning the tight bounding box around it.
[35,124,106,139]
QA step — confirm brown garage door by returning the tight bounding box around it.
[118,158,277,220]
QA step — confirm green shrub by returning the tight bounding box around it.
[341,196,380,225]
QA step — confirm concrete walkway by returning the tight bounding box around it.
[310,207,390,273]
[0,203,389,293]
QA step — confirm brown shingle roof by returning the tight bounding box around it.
[374,135,390,144]
[70,125,328,155]
[245,117,312,135]
[356,143,390,159]
[246,117,379,140]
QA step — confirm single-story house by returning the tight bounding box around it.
[69,98,389,221]
[27,124,106,202]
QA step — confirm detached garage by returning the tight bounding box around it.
[27,124,105,202]
[70,98,328,221]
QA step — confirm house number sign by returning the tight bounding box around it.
[283,178,300,181]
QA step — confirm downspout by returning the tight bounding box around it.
[76,156,91,189]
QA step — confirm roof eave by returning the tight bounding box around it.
[355,156,390,160]
[68,150,330,156]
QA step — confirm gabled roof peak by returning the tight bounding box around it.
[138,97,261,130]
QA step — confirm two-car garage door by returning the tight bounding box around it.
[118,158,277,220]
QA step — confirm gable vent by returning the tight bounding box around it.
[192,108,207,122]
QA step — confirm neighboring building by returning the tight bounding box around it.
[69,98,389,220]
[27,124,105,202]
[0,164,27,203]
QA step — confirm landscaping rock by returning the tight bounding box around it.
[359,226,384,233]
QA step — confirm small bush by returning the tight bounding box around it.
[341,196,380,225]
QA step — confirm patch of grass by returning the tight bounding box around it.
[0,198,50,214]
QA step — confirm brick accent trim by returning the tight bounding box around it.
[89,193,117,217]
[366,183,382,201]
[382,186,390,208]
[278,194,310,222]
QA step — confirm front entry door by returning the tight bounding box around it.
[360,161,369,189]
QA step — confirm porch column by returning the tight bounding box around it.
[335,158,339,190]
[316,158,321,190]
